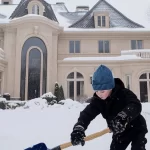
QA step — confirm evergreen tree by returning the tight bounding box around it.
[58,85,65,101]
[54,82,59,102]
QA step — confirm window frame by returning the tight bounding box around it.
[67,72,84,100]
[131,40,143,49]
[98,40,110,53]
[139,72,150,102]
[69,40,80,53]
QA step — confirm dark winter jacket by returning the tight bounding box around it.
[74,78,148,138]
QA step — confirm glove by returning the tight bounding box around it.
[109,111,130,135]
[71,125,86,146]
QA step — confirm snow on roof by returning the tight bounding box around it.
[0,4,17,19]
[63,55,142,61]
[0,19,10,23]
[51,4,71,27]
[64,28,150,32]
[121,49,150,54]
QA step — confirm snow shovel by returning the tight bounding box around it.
[25,128,110,150]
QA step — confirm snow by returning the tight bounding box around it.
[41,92,56,98]
[64,28,150,32]
[0,97,149,150]
[0,4,17,19]
[51,4,72,27]
[63,55,142,61]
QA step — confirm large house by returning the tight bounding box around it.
[0,0,150,102]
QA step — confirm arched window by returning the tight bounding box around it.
[67,72,84,100]
[20,37,47,100]
[139,73,150,102]
[32,5,39,15]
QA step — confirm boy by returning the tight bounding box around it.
[70,65,148,150]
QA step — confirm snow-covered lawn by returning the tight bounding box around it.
[0,98,149,150]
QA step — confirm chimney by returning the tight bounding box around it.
[76,6,89,12]
[56,2,65,5]
[1,0,12,4]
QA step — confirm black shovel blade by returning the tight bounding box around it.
[24,143,61,150]
[24,143,47,150]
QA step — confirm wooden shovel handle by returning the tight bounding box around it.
[60,128,110,149]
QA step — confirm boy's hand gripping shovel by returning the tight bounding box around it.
[25,128,110,150]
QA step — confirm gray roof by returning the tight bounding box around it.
[10,0,58,22]
[69,0,144,28]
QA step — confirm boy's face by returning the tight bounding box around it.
[96,90,112,100]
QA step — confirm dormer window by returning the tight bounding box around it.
[32,5,40,14]
[94,12,109,28]
[27,0,45,16]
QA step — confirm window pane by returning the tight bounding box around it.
[77,81,84,96]
[102,16,106,27]
[126,75,130,89]
[69,41,74,53]
[67,72,74,79]
[0,81,1,95]
[32,5,39,14]
[77,72,83,78]
[0,72,2,79]
[28,49,41,100]
[140,73,147,79]
[75,41,80,53]
[131,40,136,49]
[98,16,101,26]
[68,81,74,99]
[104,40,109,53]
[140,81,148,102]
[137,40,143,49]
[99,41,103,53]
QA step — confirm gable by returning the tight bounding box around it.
[69,0,143,28]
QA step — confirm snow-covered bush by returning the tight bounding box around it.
[0,98,7,109]
[0,98,26,110]
[41,92,56,105]
[6,101,26,109]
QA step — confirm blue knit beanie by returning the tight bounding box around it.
[92,65,115,91]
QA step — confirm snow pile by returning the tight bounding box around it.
[0,98,149,150]
[23,98,48,110]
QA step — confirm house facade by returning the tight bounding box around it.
[0,0,150,102]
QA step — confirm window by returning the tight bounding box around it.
[3,2,9,4]
[69,41,80,53]
[125,75,131,90]
[32,5,40,15]
[131,40,143,49]
[98,16,106,27]
[67,72,84,100]
[0,72,2,94]
[98,40,109,53]
[139,73,150,102]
